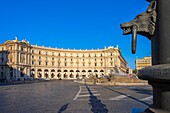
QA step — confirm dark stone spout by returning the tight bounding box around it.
[120,1,156,54]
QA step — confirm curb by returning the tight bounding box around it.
[74,80,149,86]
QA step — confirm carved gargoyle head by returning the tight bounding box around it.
[120,1,157,40]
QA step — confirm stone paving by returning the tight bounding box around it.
[0,80,152,113]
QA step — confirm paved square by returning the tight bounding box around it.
[0,80,152,113]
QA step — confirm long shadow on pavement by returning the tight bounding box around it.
[85,84,108,113]
[129,87,152,95]
[103,86,150,106]
[58,103,69,113]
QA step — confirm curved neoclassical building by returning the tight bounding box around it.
[0,38,128,81]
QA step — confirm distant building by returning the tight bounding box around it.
[0,38,128,81]
[128,68,133,74]
[136,56,152,71]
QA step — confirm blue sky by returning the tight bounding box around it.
[0,0,151,69]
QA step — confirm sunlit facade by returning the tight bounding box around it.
[0,38,128,81]
[136,56,152,71]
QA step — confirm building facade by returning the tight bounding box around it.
[136,56,152,71]
[0,38,128,81]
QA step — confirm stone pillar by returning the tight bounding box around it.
[49,70,51,79]
[40,69,43,78]
[18,67,21,80]
[35,68,38,78]
[55,69,58,79]
[138,0,170,112]
[152,0,170,65]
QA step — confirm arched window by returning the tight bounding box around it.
[58,70,61,72]
[94,70,98,72]
[100,70,104,72]
[70,70,74,72]
[44,69,49,72]
[82,70,86,72]
[64,70,68,72]
[76,70,80,72]
[88,70,92,72]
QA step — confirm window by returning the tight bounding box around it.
[65,58,67,61]
[111,58,112,60]
[83,59,84,61]
[52,58,54,60]
[83,54,84,57]
[95,63,97,67]
[65,63,67,66]
[89,63,91,67]
[39,51,41,54]
[71,58,73,61]
[11,46,12,50]
[58,53,60,56]
[65,53,67,56]
[89,54,91,57]
[32,56,34,59]
[46,62,48,66]
[101,63,103,66]
[83,63,85,67]
[46,52,48,55]
[110,62,113,66]
[39,56,41,59]
[20,54,25,63]
[101,54,103,57]
[2,56,4,63]
[1,72,3,77]
[94,54,97,57]
[58,62,60,66]
[21,47,23,51]
[111,53,112,56]
[101,58,103,61]
[10,58,12,62]
[46,57,48,60]
[95,59,97,61]
[32,50,34,53]
[52,62,54,66]
[52,52,54,56]
[32,61,34,65]
[39,61,41,65]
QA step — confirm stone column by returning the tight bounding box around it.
[49,70,51,79]
[41,69,44,78]
[138,0,170,112]
[34,67,37,78]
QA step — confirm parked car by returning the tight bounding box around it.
[129,74,138,79]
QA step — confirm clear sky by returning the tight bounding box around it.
[0,0,151,69]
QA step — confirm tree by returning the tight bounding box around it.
[133,69,137,74]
